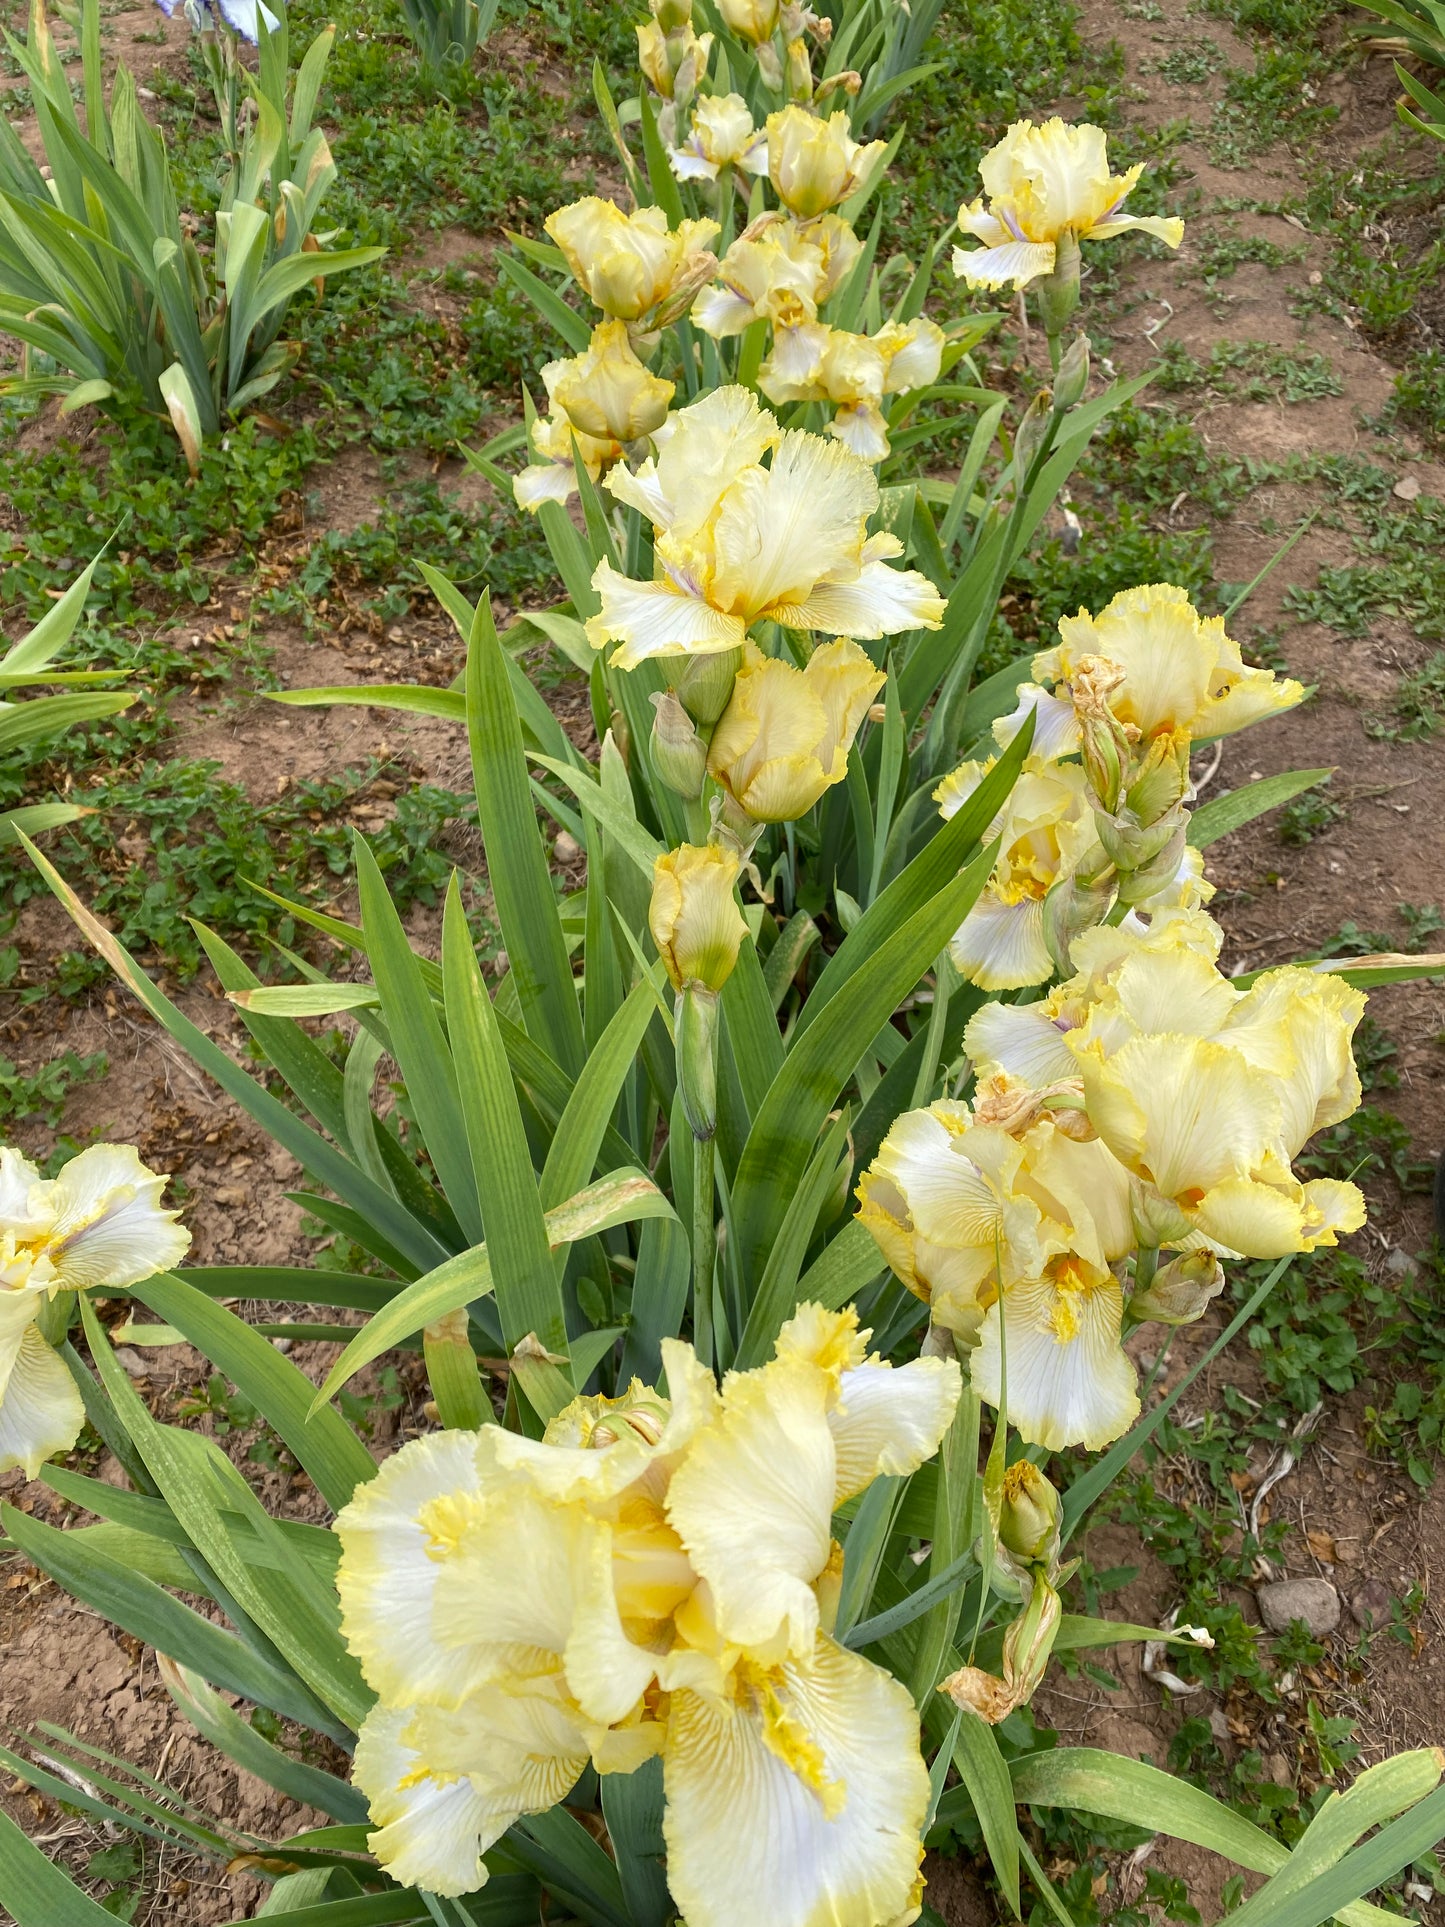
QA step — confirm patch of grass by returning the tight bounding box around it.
[1155,339,1342,402]
[1150,39,1228,86]
[1299,147,1445,342]
[1277,783,1344,844]
[1184,227,1310,296]
[1287,491,1445,643]
[1,761,475,995]
[257,477,550,633]
[1389,348,1445,451]
[0,1050,109,1131]
[1210,49,1338,168]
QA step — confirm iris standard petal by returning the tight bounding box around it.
[828,1356,961,1505]
[664,1358,834,1656]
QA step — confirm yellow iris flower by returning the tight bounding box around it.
[586,386,945,669]
[858,1096,1141,1450]
[706,639,885,822]
[765,105,888,218]
[669,92,768,182]
[933,756,1102,990]
[334,1306,960,1925]
[0,1144,189,1477]
[760,317,945,462]
[1072,954,1368,1259]
[1032,583,1305,741]
[965,916,1369,1259]
[716,0,779,44]
[514,323,674,513]
[649,842,748,991]
[545,198,720,325]
[953,118,1184,291]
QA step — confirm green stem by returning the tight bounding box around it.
[692,1131,716,1371]
[1134,1244,1160,1296]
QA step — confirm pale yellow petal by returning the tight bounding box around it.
[334,1429,493,1708]
[663,1634,929,1927]
[586,560,746,668]
[974,1264,1139,1451]
[710,430,876,622]
[948,891,1055,991]
[44,1143,190,1292]
[352,1704,494,1899]
[665,1358,834,1656]
[779,556,946,638]
[952,239,1056,288]
[0,1324,85,1478]
[829,1356,961,1504]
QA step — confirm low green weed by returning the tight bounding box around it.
[1210,50,1337,167]
[0,1049,108,1131]
[0,762,473,994]
[1156,339,1342,402]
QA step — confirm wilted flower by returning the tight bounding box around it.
[706,639,885,822]
[669,93,768,181]
[765,105,887,217]
[1033,584,1305,742]
[586,386,944,670]
[1129,1249,1225,1326]
[760,316,945,461]
[953,118,1184,291]
[545,199,720,325]
[0,1145,189,1478]
[649,842,748,992]
[334,1306,960,1924]
[941,1575,1062,1724]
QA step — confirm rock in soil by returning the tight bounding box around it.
[1256,1577,1341,1636]
[1349,1578,1394,1629]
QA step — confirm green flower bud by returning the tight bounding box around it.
[998,1461,1062,1564]
[676,645,743,727]
[1035,228,1082,343]
[676,981,720,1141]
[1041,867,1116,978]
[1052,331,1091,411]
[649,690,709,800]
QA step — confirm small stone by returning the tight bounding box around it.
[1394,475,1422,502]
[1349,1578,1393,1629]
[215,1185,247,1206]
[110,1347,149,1380]
[1256,1576,1340,1637]
[553,832,581,864]
[1208,1707,1231,1745]
[1385,1246,1419,1278]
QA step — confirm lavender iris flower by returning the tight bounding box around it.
[155,0,280,43]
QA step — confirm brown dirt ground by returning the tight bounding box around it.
[0,0,1443,1920]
